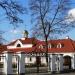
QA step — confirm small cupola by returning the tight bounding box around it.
[23,30,29,38]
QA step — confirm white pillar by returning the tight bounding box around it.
[58,54,63,71]
[48,54,51,71]
[50,54,56,72]
[17,52,25,74]
[3,51,13,74]
[71,54,75,69]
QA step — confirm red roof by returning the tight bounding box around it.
[48,39,75,53]
[1,38,75,53]
[8,37,39,45]
[0,45,7,53]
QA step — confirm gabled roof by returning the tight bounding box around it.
[1,37,75,53]
[8,37,39,45]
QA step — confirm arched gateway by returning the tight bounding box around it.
[63,56,71,69]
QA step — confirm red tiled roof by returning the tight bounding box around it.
[8,48,34,53]
[1,38,75,53]
[48,39,75,53]
[7,47,46,53]
[0,45,7,53]
[8,37,39,45]
[7,38,75,53]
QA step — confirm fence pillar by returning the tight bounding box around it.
[58,54,63,71]
[71,54,75,69]
[3,51,13,75]
[50,54,56,72]
[17,52,25,74]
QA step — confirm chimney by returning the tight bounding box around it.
[21,38,25,40]
[65,36,69,39]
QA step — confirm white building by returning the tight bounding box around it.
[0,36,75,74]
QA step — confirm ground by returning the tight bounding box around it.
[25,72,75,75]
[0,66,75,75]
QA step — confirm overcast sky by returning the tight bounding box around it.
[1,0,75,44]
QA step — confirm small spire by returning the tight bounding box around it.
[23,30,29,38]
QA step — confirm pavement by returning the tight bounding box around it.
[0,72,75,75]
[25,71,75,75]
[0,67,75,75]
[25,69,75,75]
[25,72,75,75]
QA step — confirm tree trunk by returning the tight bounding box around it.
[45,36,48,66]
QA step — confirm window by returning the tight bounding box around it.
[30,57,32,61]
[43,45,46,48]
[57,43,61,48]
[0,57,1,61]
[17,44,21,47]
[48,43,51,48]
[39,45,43,49]
[56,57,59,61]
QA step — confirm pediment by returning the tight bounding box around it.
[7,40,33,49]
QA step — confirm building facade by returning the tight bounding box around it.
[0,37,75,74]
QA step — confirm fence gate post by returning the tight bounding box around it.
[3,51,13,75]
[71,54,75,69]
[17,52,25,74]
[58,54,63,72]
[50,54,56,73]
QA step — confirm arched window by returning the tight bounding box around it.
[43,45,46,48]
[39,44,43,49]
[17,44,21,47]
[48,43,51,48]
[57,43,61,48]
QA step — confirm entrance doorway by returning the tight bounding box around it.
[63,56,71,69]
[36,56,41,66]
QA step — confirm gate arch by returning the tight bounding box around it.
[63,55,71,69]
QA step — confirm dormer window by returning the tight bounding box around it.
[57,43,61,48]
[17,44,21,47]
[48,43,51,48]
[39,44,43,49]
[43,45,46,48]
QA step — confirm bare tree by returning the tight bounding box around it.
[0,0,26,27]
[0,30,8,45]
[0,0,26,43]
[29,0,75,65]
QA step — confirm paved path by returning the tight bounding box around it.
[0,72,75,75]
[0,67,75,75]
[56,73,75,75]
[25,72,75,75]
